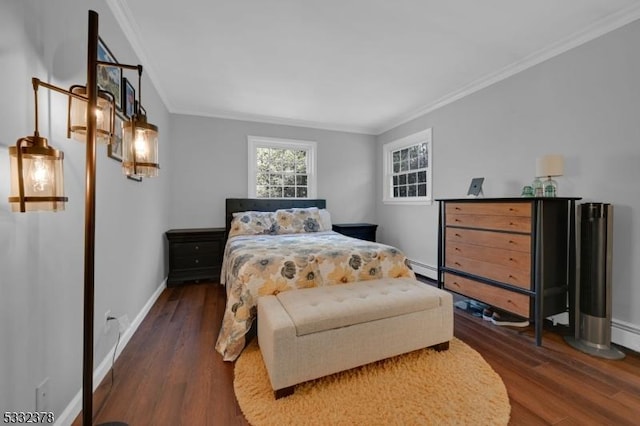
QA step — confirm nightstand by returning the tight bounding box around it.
[332,223,378,242]
[165,228,226,286]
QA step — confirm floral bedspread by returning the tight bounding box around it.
[215,231,415,361]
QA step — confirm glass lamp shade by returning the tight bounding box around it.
[67,85,114,144]
[8,136,67,212]
[122,114,159,178]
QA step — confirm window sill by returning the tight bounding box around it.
[382,198,433,206]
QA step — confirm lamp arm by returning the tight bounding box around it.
[32,78,89,103]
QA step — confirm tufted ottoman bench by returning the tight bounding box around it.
[257,277,453,398]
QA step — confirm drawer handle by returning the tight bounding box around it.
[509,240,515,244]
[508,274,516,279]
[454,247,461,251]
[509,222,515,226]
[454,262,461,266]
[454,218,461,222]
[509,257,514,261]
[195,259,199,264]
[195,245,199,250]
[455,233,461,237]
[454,206,461,210]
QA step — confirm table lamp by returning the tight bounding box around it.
[536,154,564,197]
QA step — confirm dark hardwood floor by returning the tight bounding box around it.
[75,282,640,425]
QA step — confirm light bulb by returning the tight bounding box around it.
[134,130,148,160]
[95,107,104,127]
[28,157,51,192]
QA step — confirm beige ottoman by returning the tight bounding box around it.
[257,277,453,398]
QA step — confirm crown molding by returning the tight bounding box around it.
[108,1,640,137]
[106,0,174,112]
[374,3,640,135]
[173,107,377,135]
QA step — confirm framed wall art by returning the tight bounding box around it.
[108,112,124,162]
[122,77,135,118]
[97,37,122,110]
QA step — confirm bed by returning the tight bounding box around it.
[215,198,415,361]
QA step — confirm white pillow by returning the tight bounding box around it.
[319,208,332,231]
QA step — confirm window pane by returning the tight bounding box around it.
[269,187,283,198]
[408,172,417,184]
[393,175,398,185]
[418,143,427,168]
[257,148,270,172]
[283,150,296,172]
[418,184,427,197]
[283,186,296,198]
[283,174,295,185]
[408,185,417,197]
[256,186,269,198]
[270,174,283,186]
[401,149,408,161]
[256,173,269,186]
[399,186,407,197]
[418,171,426,183]
[296,187,307,198]
[296,151,307,173]
[296,175,307,186]
[392,151,400,173]
[400,160,408,172]
[409,145,419,170]
[399,174,407,185]
[393,187,399,197]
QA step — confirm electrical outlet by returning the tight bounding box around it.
[36,378,50,411]
[104,309,112,334]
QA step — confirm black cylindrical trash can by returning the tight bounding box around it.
[565,203,624,359]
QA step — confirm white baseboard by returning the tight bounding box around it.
[409,259,438,281]
[612,318,640,353]
[55,279,167,426]
[407,259,640,354]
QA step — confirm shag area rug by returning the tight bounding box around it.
[234,338,510,425]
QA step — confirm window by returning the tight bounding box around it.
[248,136,317,198]
[383,129,432,205]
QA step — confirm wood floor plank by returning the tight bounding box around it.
[73,281,640,425]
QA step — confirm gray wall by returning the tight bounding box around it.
[0,0,171,417]
[169,114,377,229]
[376,19,640,350]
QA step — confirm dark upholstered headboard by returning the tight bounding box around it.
[225,198,327,238]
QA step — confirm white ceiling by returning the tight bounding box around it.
[108,0,640,135]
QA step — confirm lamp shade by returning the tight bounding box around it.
[68,85,114,144]
[536,154,564,177]
[8,136,67,212]
[122,113,159,178]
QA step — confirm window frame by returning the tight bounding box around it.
[247,135,317,199]
[382,128,433,205]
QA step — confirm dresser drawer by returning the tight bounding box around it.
[446,241,530,271]
[446,202,532,217]
[446,213,531,233]
[443,273,530,317]
[446,254,531,290]
[171,241,220,257]
[445,228,530,253]
[172,254,217,270]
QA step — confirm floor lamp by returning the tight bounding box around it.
[7,10,159,425]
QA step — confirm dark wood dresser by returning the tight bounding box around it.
[332,223,378,242]
[166,228,225,286]
[437,197,580,345]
